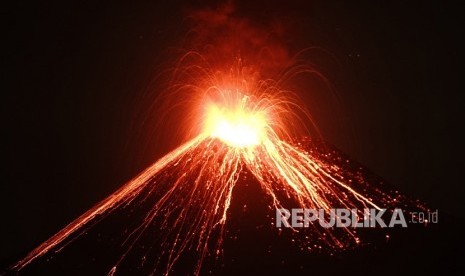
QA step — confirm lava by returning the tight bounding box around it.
[205,101,266,148]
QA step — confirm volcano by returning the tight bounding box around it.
[8,134,442,276]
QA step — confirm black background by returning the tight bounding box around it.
[3,0,464,274]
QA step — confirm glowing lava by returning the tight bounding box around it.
[204,97,267,147]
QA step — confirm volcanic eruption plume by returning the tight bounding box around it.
[11,2,424,276]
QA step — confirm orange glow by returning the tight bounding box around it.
[203,98,267,148]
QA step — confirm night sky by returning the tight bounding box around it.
[3,1,464,274]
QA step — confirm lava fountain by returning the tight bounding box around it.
[11,59,424,276]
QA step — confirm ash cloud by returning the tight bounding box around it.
[185,1,296,76]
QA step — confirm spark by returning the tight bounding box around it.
[12,61,420,275]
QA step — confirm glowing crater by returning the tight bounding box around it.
[204,102,267,148]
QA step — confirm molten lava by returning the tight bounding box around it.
[204,97,267,148]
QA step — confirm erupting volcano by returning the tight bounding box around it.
[9,3,428,276]
[11,61,423,275]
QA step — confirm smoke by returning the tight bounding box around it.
[185,1,295,76]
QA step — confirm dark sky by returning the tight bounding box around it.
[3,0,464,268]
